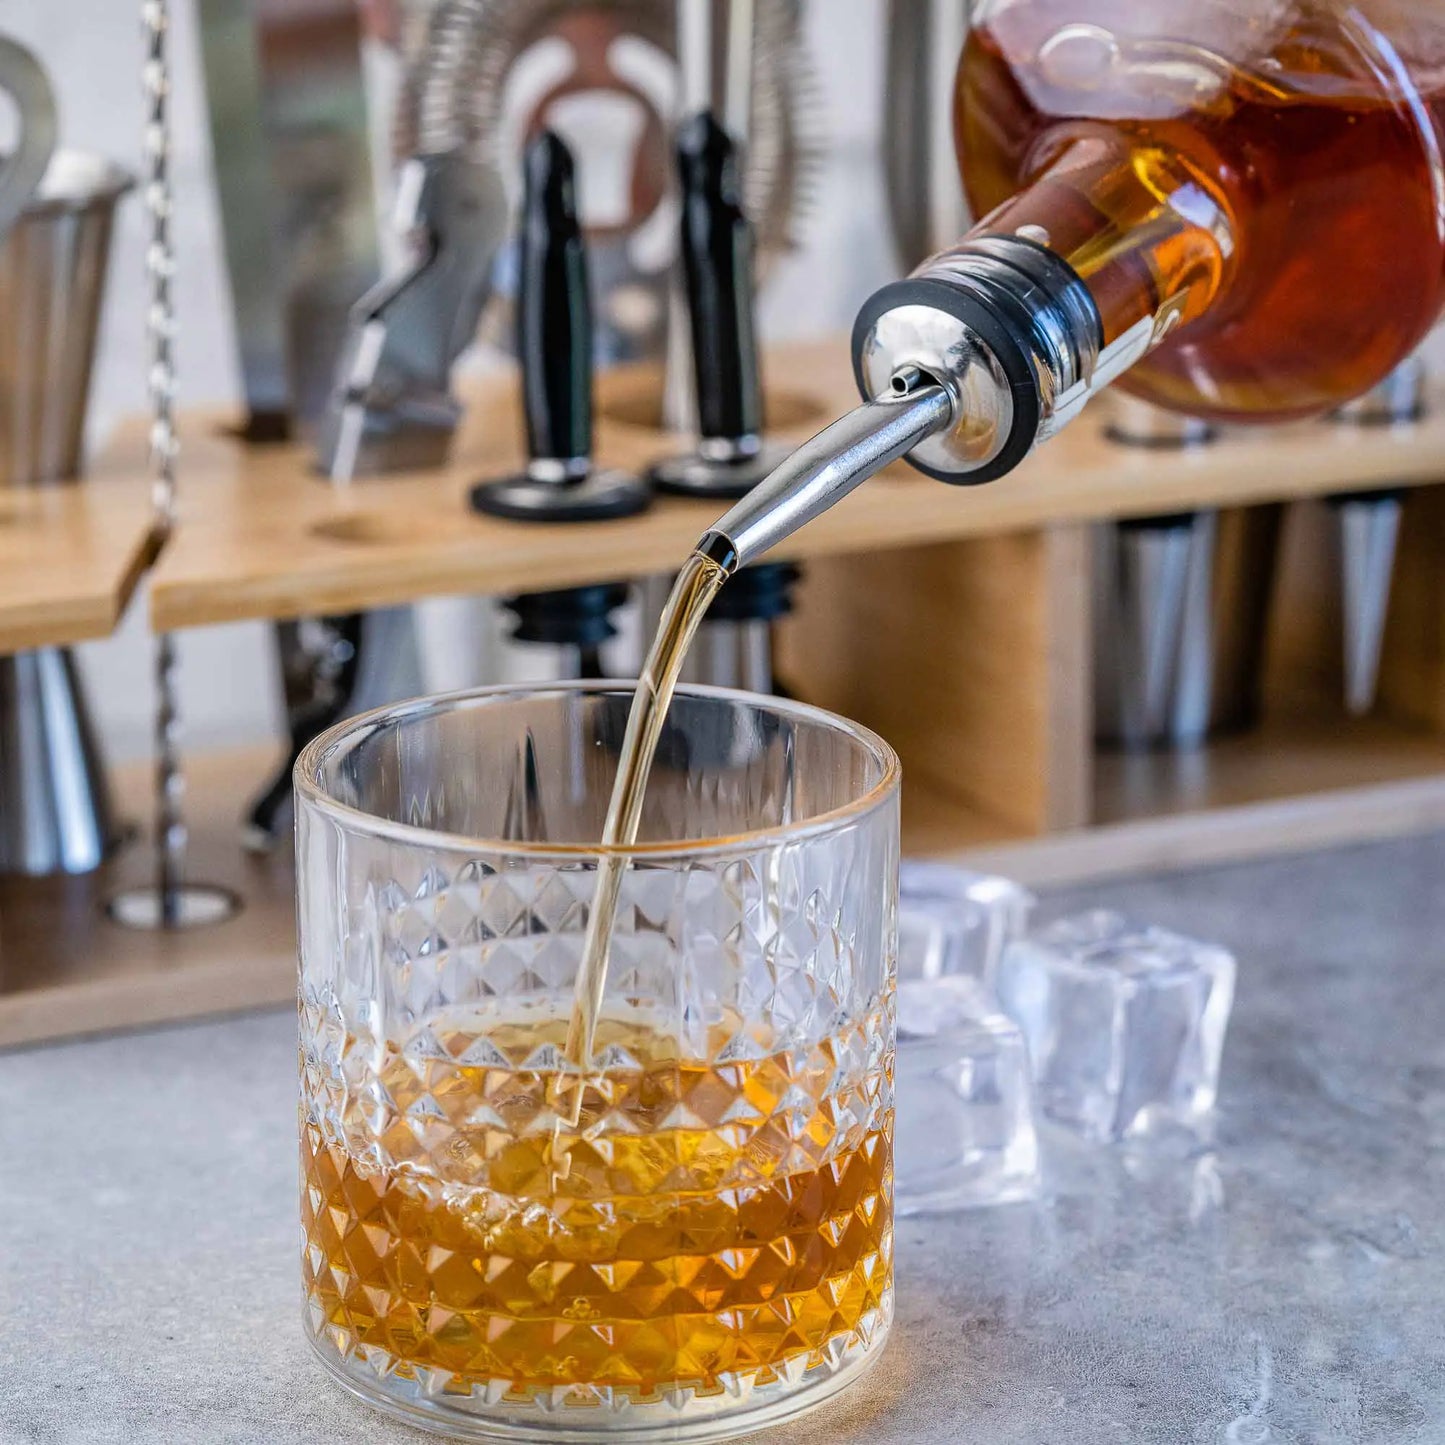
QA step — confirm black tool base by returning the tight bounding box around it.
[649,439,792,500]
[470,469,651,522]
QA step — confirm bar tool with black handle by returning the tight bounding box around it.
[651,110,790,499]
[471,131,650,522]
[471,131,642,678]
[652,111,801,693]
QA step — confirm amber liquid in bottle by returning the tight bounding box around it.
[957,1,1445,422]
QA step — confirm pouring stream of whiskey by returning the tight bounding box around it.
[550,380,955,1146]
[553,550,728,1129]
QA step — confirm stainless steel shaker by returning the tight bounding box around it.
[883,0,972,270]
[0,39,134,875]
[0,151,133,486]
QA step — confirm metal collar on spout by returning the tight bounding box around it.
[698,377,956,573]
[853,234,1105,484]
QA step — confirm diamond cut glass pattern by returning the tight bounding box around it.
[295,685,899,1442]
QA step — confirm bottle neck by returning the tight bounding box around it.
[853,131,1235,482]
[982,128,1234,352]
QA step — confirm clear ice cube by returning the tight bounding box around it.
[894,974,1041,1213]
[997,910,1236,1145]
[898,861,1034,987]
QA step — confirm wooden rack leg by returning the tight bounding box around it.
[1378,485,1445,732]
[775,525,1093,853]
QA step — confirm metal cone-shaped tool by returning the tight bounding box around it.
[1096,401,1281,748]
[1327,354,1422,717]
[1333,491,1403,717]
[1167,510,1220,747]
[679,559,800,694]
[1098,402,1224,751]
[1093,516,1198,751]
[471,131,649,521]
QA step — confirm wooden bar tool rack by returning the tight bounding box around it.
[4,334,1445,1046]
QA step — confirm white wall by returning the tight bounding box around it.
[3,0,899,764]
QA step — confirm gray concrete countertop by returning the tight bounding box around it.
[4,833,1445,1445]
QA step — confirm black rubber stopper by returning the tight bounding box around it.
[705,561,801,623]
[503,584,630,648]
[850,235,1100,487]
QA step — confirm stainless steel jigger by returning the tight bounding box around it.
[0,61,134,875]
[471,132,648,523]
[650,112,791,500]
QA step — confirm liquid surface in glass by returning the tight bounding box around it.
[959,0,1445,420]
[302,1003,893,1400]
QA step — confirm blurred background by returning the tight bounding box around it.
[5,0,1445,904]
[6,0,893,761]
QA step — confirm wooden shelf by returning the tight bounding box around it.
[0,458,156,652]
[901,787,1026,857]
[0,747,296,1048]
[0,737,1016,1049]
[1093,712,1445,826]
[937,712,1445,888]
[88,335,1445,633]
[962,772,1445,888]
[6,715,1445,1048]
[12,341,1445,1049]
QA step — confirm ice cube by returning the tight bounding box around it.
[898,861,1034,987]
[894,974,1040,1214]
[997,910,1236,1145]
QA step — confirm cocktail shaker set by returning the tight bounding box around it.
[0,0,1430,881]
[219,0,818,845]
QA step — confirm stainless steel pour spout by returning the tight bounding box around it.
[695,227,1145,569]
[697,377,956,572]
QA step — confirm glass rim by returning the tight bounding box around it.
[294,680,902,861]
